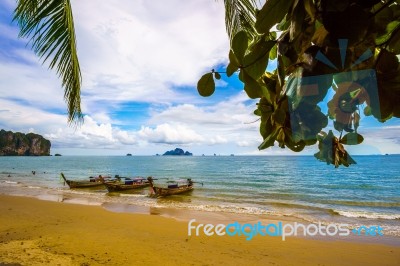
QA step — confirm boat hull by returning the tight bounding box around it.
[66,180,105,189]
[151,186,193,197]
[104,182,150,192]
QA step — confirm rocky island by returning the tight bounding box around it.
[0,130,51,156]
[162,148,192,156]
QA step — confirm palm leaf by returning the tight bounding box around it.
[223,0,258,41]
[13,0,82,124]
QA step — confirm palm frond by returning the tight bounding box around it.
[14,0,82,124]
[223,0,258,41]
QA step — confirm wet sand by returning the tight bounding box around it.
[0,195,399,265]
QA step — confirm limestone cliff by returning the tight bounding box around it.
[0,130,51,156]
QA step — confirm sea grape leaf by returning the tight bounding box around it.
[255,0,295,34]
[242,71,264,99]
[340,132,364,145]
[258,126,278,150]
[232,31,248,63]
[197,73,215,97]
[243,40,275,80]
[269,43,277,60]
[272,108,286,125]
[376,21,400,45]
[214,72,221,80]
[277,55,286,87]
[289,0,306,41]
[226,50,240,77]
[304,0,316,20]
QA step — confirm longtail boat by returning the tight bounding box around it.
[147,177,202,197]
[100,176,150,192]
[60,173,113,189]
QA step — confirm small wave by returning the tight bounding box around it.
[117,194,147,198]
[333,210,400,220]
[321,200,400,208]
[3,180,20,184]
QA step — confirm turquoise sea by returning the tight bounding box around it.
[0,155,399,236]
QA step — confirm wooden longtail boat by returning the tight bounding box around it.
[100,177,150,192]
[147,177,202,197]
[60,173,113,189]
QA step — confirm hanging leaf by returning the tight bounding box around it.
[271,108,286,125]
[232,31,249,63]
[214,72,221,80]
[289,0,306,41]
[258,126,278,150]
[277,55,286,87]
[269,43,277,60]
[340,132,364,145]
[243,40,275,80]
[13,0,82,124]
[304,0,316,20]
[197,73,215,97]
[255,0,295,34]
[242,71,264,98]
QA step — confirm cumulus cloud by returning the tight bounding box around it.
[70,0,229,108]
[138,123,204,144]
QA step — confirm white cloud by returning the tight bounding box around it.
[138,123,204,144]
[70,0,229,107]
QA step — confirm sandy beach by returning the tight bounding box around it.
[0,195,399,266]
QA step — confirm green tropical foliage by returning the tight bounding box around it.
[198,0,400,167]
[13,0,82,124]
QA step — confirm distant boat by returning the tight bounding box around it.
[100,176,150,192]
[147,177,202,197]
[126,153,132,156]
[60,173,114,189]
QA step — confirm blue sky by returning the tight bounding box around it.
[0,0,399,156]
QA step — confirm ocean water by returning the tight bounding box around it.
[0,155,399,236]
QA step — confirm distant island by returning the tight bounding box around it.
[54,153,62,156]
[0,129,51,156]
[163,148,192,156]
[126,153,132,156]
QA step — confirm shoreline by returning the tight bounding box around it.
[2,186,400,245]
[1,194,399,265]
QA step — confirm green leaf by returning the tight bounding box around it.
[269,43,277,60]
[243,40,275,80]
[232,31,249,63]
[272,108,286,125]
[14,0,82,124]
[227,50,239,77]
[214,72,221,80]
[277,55,286,87]
[258,126,278,150]
[364,106,372,116]
[340,133,364,145]
[289,0,306,41]
[376,21,400,46]
[197,73,215,97]
[276,16,290,31]
[242,71,264,98]
[255,0,295,34]
[304,0,316,20]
